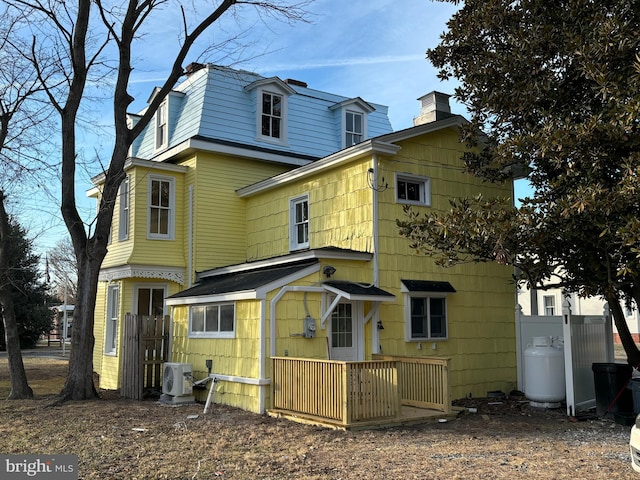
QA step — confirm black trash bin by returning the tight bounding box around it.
[592,362,633,417]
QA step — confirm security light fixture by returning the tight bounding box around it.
[323,265,337,278]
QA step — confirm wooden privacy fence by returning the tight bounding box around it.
[373,355,452,413]
[121,314,170,400]
[271,358,400,426]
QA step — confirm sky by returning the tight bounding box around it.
[16,0,529,261]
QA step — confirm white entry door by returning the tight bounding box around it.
[330,301,362,361]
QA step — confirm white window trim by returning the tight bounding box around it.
[154,99,168,151]
[118,176,130,241]
[133,284,168,317]
[543,295,556,316]
[188,303,236,339]
[147,175,175,240]
[105,284,120,355]
[256,86,289,146]
[395,173,431,207]
[404,292,449,342]
[289,193,310,251]
[343,108,368,149]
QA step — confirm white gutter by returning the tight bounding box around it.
[188,185,194,287]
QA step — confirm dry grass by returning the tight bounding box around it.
[0,351,636,479]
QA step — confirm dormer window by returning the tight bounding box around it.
[155,100,168,150]
[261,92,282,139]
[330,97,375,149]
[244,77,295,146]
[147,88,184,153]
[345,111,363,146]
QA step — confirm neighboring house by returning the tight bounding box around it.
[47,305,74,344]
[91,64,515,415]
[518,284,640,344]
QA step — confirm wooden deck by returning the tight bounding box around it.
[268,404,458,430]
[270,355,452,429]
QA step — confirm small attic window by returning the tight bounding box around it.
[244,77,295,146]
[155,100,168,150]
[396,173,431,206]
[147,88,184,152]
[330,97,374,149]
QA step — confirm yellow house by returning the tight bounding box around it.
[92,65,515,422]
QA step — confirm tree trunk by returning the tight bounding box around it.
[606,293,640,367]
[54,253,101,402]
[0,191,33,400]
[0,291,33,400]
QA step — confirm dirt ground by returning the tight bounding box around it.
[0,354,635,479]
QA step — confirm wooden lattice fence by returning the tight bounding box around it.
[121,314,170,400]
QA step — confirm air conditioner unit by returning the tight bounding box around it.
[162,363,193,397]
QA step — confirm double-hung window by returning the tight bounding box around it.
[402,280,455,341]
[148,176,175,239]
[105,285,120,355]
[345,111,363,146]
[189,303,235,338]
[245,78,293,145]
[409,296,447,339]
[289,194,309,251]
[543,295,556,315]
[155,100,168,150]
[261,92,282,139]
[118,176,129,241]
[396,173,431,206]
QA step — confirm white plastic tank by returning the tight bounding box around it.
[524,336,566,408]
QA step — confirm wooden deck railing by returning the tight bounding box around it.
[271,358,400,425]
[373,354,452,413]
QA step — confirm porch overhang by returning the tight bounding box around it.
[165,259,320,305]
[321,281,395,327]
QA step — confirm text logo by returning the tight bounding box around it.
[0,455,77,479]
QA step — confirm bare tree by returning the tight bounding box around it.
[46,238,78,304]
[4,0,310,402]
[0,5,58,400]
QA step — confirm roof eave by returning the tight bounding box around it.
[237,139,401,197]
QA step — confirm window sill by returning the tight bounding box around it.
[188,333,235,339]
[406,337,448,342]
[396,199,430,207]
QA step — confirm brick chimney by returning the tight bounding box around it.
[413,91,452,126]
[284,78,308,88]
[184,62,206,76]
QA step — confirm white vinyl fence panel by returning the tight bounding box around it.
[516,300,614,417]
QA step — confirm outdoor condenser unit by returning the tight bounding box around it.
[162,363,193,397]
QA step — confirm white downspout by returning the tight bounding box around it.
[188,185,194,287]
[372,154,380,286]
[371,154,381,354]
[259,298,267,413]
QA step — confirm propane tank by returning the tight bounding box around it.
[524,336,565,408]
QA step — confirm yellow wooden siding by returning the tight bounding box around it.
[372,128,516,399]
[170,300,263,412]
[189,153,289,271]
[94,280,122,390]
[95,278,183,392]
[246,161,374,260]
[93,281,107,383]
[126,167,187,266]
